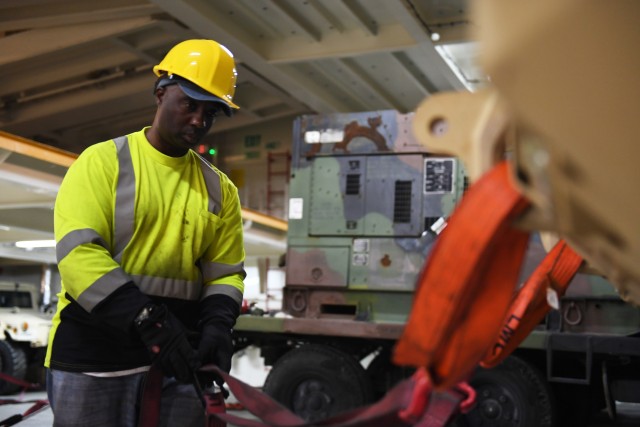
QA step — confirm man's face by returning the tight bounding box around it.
[153,85,221,156]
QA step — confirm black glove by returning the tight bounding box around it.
[196,294,239,389]
[134,303,200,383]
[197,324,234,374]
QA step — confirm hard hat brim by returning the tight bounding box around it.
[157,75,235,117]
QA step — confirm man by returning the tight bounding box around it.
[45,39,245,426]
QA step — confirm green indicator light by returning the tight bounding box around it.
[208,148,217,156]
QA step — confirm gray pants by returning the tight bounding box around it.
[47,369,204,427]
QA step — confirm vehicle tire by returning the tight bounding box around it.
[452,355,554,427]
[25,348,47,387]
[263,344,373,422]
[0,340,28,395]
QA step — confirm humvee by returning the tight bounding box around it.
[0,281,52,394]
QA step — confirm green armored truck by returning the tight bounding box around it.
[233,110,640,426]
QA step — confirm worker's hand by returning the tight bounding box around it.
[197,324,233,386]
[134,303,200,383]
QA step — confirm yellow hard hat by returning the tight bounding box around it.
[153,39,239,114]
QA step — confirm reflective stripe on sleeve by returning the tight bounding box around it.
[200,260,246,282]
[76,267,132,312]
[202,284,243,305]
[195,153,222,215]
[113,136,136,263]
[56,228,109,264]
[133,275,203,301]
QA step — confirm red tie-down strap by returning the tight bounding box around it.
[138,364,474,427]
[138,365,229,427]
[138,365,163,427]
[0,371,42,392]
[481,240,583,368]
[0,398,49,426]
[0,371,49,426]
[202,365,474,427]
[393,160,531,390]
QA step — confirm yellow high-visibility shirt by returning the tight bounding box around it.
[46,128,245,371]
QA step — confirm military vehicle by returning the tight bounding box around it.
[0,281,52,394]
[232,110,640,426]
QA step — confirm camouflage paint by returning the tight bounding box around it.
[284,110,464,324]
[237,110,640,357]
[518,234,640,348]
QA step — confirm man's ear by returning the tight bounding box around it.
[155,86,166,105]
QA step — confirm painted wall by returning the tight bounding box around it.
[208,115,298,220]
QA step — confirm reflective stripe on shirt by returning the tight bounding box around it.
[195,152,222,216]
[113,136,136,264]
[59,135,240,309]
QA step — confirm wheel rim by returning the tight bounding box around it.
[467,382,520,426]
[292,379,333,421]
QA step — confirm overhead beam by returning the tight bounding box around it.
[0,131,76,167]
[236,65,308,112]
[0,17,154,66]
[109,36,163,65]
[2,69,153,128]
[1,44,143,96]
[269,1,322,42]
[149,0,349,113]
[387,1,467,91]
[261,23,417,64]
[386,53,431,97]
[341,0,378,35]
[322,59,397,110]
[306,0,346,33]
[0,3,161,32]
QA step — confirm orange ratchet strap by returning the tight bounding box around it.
[481,240,583,368]
[393,160,531,390]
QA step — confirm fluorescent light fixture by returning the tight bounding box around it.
[15,240,56,249]
[434,42,487,92]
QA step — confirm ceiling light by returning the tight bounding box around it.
[15,240,56,249]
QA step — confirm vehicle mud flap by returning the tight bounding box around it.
[393,160,531,390]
